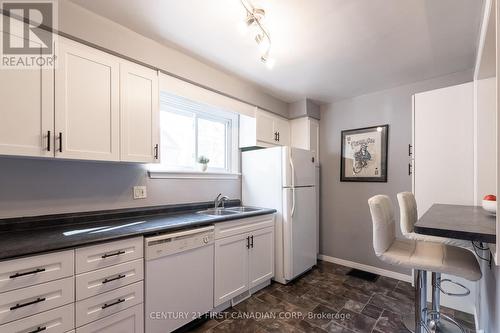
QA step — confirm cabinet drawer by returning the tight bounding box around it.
[75,281,143,327]
[0,250,74,293]
[0,277,74,325]
[0,303,74,333]
[75,237,143,273]
[76,259,143,301]
[76,303,143,333]
[214,215,275,240]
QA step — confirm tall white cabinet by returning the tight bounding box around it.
[412,82,476,314]
[290,117,320,166]
[412,82,474,214]
[55,38,121,161]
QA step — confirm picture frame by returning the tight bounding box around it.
[340,124,389,182]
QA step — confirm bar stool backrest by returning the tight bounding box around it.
[397,192,418,237]
[368,195,396,256]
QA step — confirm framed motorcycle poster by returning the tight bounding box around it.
[340,125,388,182]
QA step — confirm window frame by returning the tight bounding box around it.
[149,92,240,178]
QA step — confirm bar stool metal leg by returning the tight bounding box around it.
[429,272,441,330]
[404,269,428,333]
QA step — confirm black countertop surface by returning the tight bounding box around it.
[0,201,276,261]
[414,204,496,244]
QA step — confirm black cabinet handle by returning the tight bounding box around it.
[246,236,250,249]
[102,274,126,284]
[9,268,46,279]
[101,250,125,259]
[408,144,412,157]
[58,132,62,152]
[10,297,46,311]
[101,298,125,309]
[250,235,254,248]
[28,326,46,333]
[277,132,280,142]
[408,163,412,176]
[47,131,51,151]
[154,144,159,159]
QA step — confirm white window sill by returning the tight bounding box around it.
[148,170,241,180]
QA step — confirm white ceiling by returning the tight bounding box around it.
[68,0,483,103]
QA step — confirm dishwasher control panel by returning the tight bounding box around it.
[145,226,215,260]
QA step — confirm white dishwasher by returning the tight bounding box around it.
[145,225,215,333]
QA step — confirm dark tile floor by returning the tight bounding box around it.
[186,261,476,333]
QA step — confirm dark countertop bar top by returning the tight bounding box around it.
[0,201,276,261]
[414,204,496,244]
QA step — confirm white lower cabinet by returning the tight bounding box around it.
[0,304,74,333]
[0,277,74,325]
[75,281,143,327]
[76,303,143,333]
[249,227,274,288]
[214,233,250,306]
[214,215,275,306]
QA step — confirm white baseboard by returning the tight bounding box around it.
[318,254,412,283]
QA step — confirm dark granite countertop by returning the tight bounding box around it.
[415,204,496,244]
[0,201,276,261]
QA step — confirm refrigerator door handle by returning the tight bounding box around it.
[290,156,296,216]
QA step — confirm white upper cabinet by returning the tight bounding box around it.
[120,61,159,163]
[255,110,276,144]
[55,38,120,161]
[0,23,53,158]
[290,117,320,165]
[240,108,290,148]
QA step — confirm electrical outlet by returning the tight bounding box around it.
[133,186,147,199]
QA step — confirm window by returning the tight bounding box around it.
[151,92,239,175]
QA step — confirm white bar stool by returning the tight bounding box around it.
[368,195,481,333]
[397,192,476,332]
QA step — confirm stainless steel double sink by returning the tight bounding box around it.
[196,206,261,216]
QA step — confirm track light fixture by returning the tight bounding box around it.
[240,0,275,69]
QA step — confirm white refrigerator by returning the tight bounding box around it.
[242,146,317,284]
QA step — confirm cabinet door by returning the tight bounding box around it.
[214,233,249,306]
[120,62,159,163]
[309,119,320,165]
[0,24,53,157]
[249,227,274,288]
[256,110,276,144]
[55,38,120,161]
[274,117,290,146]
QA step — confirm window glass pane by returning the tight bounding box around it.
[160,109,195,168]
[198,117,227,169]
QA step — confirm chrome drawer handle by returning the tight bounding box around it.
[101,298,125,309]
[10,297,46,311]
[101,250,125,259]
[28,326,47,333]
[102,274,126,284]
[9,268,46,279]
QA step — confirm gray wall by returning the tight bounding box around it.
[0,157,240,218]
[319,70,473,275]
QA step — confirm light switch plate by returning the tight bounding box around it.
[133,186,147,199]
